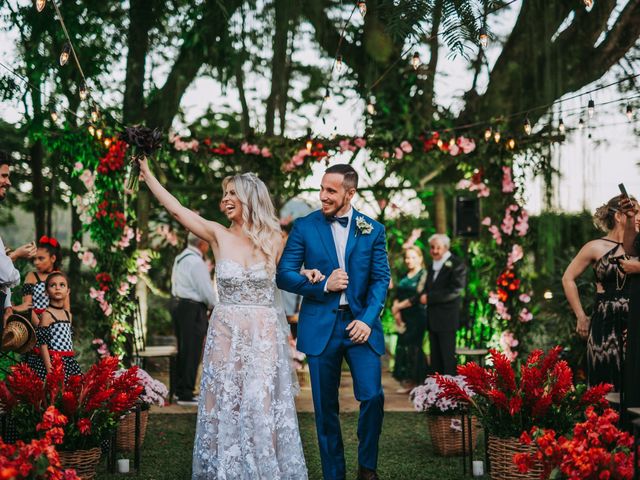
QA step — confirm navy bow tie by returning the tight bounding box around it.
[329,216,349,228]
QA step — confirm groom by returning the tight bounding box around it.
[277,164,390,480]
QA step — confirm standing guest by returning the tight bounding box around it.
[29,272,81,380]
[171,232,217,405]
[0,152,36,324]
[391,246,428,393]
[563,195,632,390]
[420,234,467,376]
[14,236,68,326]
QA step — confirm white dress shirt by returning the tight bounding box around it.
[431,251,452,281]
[328,207,353,305]
[171,246,217,309]
[0,236,20,308]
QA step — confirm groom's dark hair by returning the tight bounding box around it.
[325,164,358,190]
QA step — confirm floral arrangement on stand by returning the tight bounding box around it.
[0,356,143,451]
[436,346,611,438]
[410,375,475,416]
[514,407,634,480]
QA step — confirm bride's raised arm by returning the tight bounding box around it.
[138,157,219,244]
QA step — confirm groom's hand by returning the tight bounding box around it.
[346,320,371,344]
[326,268,349,292]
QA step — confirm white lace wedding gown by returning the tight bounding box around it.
[192,259,308,480]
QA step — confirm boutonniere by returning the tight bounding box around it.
[444,260,453,268]
[355,216,373,236]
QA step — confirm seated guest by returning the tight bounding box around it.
[391,246,428,393]
[420,234,467,375]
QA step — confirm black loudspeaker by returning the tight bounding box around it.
[454,196,480,238]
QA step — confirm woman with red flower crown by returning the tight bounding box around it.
[563,195,640,391]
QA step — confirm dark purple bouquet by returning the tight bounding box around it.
[120,126,163,192]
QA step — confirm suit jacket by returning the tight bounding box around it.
[276,209,391,356]
[424,254,467,332]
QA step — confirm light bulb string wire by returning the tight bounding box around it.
[50,0,87,86]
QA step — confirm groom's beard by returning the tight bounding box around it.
[322,196,349,218]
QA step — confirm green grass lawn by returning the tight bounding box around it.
[96,412,485,480]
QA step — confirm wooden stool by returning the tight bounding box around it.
[135,345,177,402]
[456,348,488,367]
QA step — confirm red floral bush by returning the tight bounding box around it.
[436,347,611,437]
[0,357,143,451]
[514,407,634,480]
[97,140,127,174]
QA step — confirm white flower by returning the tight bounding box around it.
[445,260,453,268]
[355,216,373,236]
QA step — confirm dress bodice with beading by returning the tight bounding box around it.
[191,259,307,480]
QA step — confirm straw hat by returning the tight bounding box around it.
[1,314,36,354]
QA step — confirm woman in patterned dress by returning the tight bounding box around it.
[29,272,81,381]
[563,195,637,390]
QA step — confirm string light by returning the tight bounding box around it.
[104,137,112,148]
[411,52,421,70]
[59,43,71,66]
[357,1,366,17]
[587,99,595,118]
[543,289,553,300]
[524,117,532,135]
[479,28,489,48]
[95,128,103,140]
[88,125,95,136]
[336,55,344,74]
[507,138,516,150]
[483,128,492,141]
[493,130,501,143]
[448,138,455,147]
[50,110,58,122]
[35,0,46,12]
[306,128,313,153]
[436,139,443,148]
[79,82,88,101]
[367,102,376,115]
[583,0,593,8]
[578,118,585,129]
[91,106,99,123]
[558,118,565,134]
[626,104,633,120]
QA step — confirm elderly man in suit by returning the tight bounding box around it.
[419,234,467,375]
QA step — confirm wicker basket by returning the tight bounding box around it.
[116,407,149,452]
[58,447,102,479]
[427,415,480,456]
[487,434,543,480]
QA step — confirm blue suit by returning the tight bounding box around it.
[277,209,390,480]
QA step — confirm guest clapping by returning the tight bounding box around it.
[391,246,428,393]
[562,195,633,390]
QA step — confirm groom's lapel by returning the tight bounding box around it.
[344,209,359,265]
[314,214,340,269]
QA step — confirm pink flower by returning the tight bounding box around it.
[261,147,271,158]
[515,210,529,237]
[488,291,500,305]
[117,282,130,296]
[79,169,95,190]
[477,184,490,197]
[394,147,404,159]
[481,217,492,226]
[97,344,109,356]
[92,338,104,345]
[507,244,524,267]
[283,162,295,172]
[488,225,503,245]
[72,241,82,253]
[378,199,388,210]
[82,251,96,268]
[457,137,476,154]
[457,179,472,190]
[74,162,83,171]
[519,308,533,323]
[241,142,261,155]
[519,293,531,303]
[89,287,105,302]
[502,166,515,193]
[449,144,460,156]
[400,141,413,153]
[501,208,515,235]
[101,302,112,316]
[354,137,367,148]
[292,155,304,166]
[339,139,356,153]
[381,151,390,159]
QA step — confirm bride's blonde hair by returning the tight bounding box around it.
[222,173,281,268]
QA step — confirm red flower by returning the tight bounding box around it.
[211,143,234,155]
[77,418,92,435]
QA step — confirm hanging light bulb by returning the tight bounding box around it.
[104,137,112,148]
[59,43,71,66]
[493,130,501,143]
[583,0,593,9]
[357,1,367,17]
[336,55,344,74]
[367,102,376,115]
[587,99,595,119]
[507,138,516,150]
[578,118,585,130]
[524,117,532,135]
[95,128,103,140]
[543,289,554,300]
[88,125,96,136]
[35,0,46,12]
[479,28,489,48]
[411,52,421,71]
[436,139,443,148]
[448,138,455,147]
[484,127,492,141]
[91,107,99,123]
[626,104,633,120]
[79,82,88,101]
[50,110,58,123]
[558,118,565,134]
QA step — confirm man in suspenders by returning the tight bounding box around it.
[171,232,217,405]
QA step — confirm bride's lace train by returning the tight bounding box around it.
[192,260,307,480]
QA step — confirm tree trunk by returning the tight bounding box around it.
[434,186,447,234]
[265,0,292,136]
[30,138,45,239]
[423,0,443,119]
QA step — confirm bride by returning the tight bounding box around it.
[139,158,310,479]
